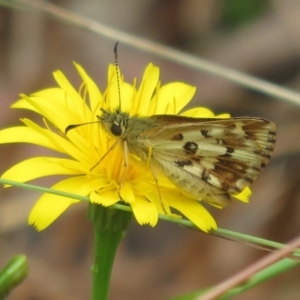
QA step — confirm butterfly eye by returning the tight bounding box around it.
[111,123,122,136]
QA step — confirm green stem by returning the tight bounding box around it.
[88,203,132,300]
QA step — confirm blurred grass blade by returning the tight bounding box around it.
[168,259,299,300]
[218,259,299,300]
[0,0,300,106]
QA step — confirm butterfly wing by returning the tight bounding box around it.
[137,115,276,206]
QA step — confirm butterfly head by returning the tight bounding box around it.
[98,108,129,137]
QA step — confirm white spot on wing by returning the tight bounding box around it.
[236,179,249,190]
[209,128,225,136]
[200,159,216,170]
[206,174,223,188]
[182,165,204,177]
[181,131,203,141]
[196,144,227,156]
[231,122,245,135]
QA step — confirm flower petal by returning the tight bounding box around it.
[135,63,159,115]
[119,182,136,203]
[130,195,158,226]
[2,157,87,183]
[12,88,64,113]
[74,63,103,113]
[90,186,120,206]
[106,65,134,112]
[18,92,89,133]
[215,113,231,118]
[151,83,196,115]
[53,70,90,122]
[232,187,251,202]
[29,176,90,231]
[181,107,216,118]
[181,108,231,119]
[21,119,91,164]
[167,191,217,232]
[13,92,99,154]
[0,127,60,151]
[144,190,165,213]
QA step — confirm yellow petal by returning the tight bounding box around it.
[12,88,64,113]
[167,191,217,232]
[181,108,231,119]
[119,182,135,203]
[90,187,119,206]
[21,119,91,164]
[215,113,231,118]
[181,107,216,118]
[81,177,111,194]
[130,195,158,226]
[106,65,134,112]
[144,190,164,213]
[53,70,89,121]
[24,93,90,133]
[0,127,60,152]
[151,83,196,115]
[14,92,98,154]
[2,157,87,183]
[74,63,103,113]
[232,187,251,202]
[135,63,159,115]
[28,176,90,231]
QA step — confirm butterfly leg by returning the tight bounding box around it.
[147,150,170,215]
[118,139,129,193]
[90,138,122,172]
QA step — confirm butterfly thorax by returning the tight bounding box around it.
[97,108,130,137]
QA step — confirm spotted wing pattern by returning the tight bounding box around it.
[138,116,276,206]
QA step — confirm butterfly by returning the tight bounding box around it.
[67,107,276,207]
[66,43,276,208]
[98,110,276,206]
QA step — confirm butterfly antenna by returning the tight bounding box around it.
[114,42,122,112]
[65,121,99,135]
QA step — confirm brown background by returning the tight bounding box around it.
[0,1,300,299]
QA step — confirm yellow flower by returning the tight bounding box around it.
[0,63,250,232]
